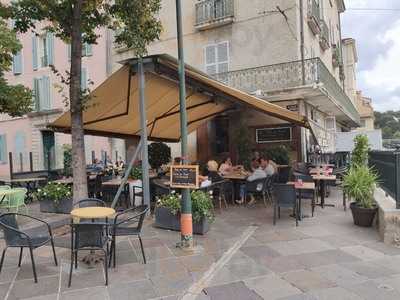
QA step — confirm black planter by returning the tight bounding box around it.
[154,206,210,235]
[350,202,378,227]
[39,198,73,214]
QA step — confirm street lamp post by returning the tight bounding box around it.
[175,0,193,249]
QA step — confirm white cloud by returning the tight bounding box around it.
[361,21,400,91]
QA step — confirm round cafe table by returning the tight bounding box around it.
[70,207,115,219]
[70,207,115,266]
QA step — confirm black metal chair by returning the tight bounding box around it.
[199,181,229,212]
[74,198,105,208]
[245,177,268,207]
[277,166,291,183]
[109,205,148,267]
[272,184,299,226]
[101,184,129,209]
[68,221,110,287]
[293,173,316,217]
[88,175,102,198]
[0,213,58,283]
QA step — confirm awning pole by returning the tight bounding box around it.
[111,140,142,209]
[138,57,151,210]
[176,0,193,249]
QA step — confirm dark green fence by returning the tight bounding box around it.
[369,151,400,209]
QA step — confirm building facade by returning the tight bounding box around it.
[110,0,363,163]
[0,23,124,178]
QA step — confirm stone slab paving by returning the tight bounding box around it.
[1,187,400,299]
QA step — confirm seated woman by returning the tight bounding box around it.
[260,156,276,176]
[199,160,223,187]
[219,157,233,175]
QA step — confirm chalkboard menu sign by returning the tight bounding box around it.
[256,127,292,143]
[170,165,199,189]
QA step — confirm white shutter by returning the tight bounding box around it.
[42,76,51,109]
[81,68,87,90]
[205,45,217,75]
[217,42,229,73]
[12,51,23,75]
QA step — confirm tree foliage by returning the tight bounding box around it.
[0,19,32,117]
[4,0,162,201]
[374,110,400,139]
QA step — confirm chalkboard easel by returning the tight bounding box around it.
[170,165,199,189]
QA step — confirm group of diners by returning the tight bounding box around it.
[193,152,278,206]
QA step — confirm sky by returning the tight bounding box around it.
[341,0,400,112]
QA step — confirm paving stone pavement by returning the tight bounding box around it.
[1,187,400,299]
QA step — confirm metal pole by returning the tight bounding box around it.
[111,141,142,208]
[9,152,14,179]
[176,0,193,249]
[138,58,151,210]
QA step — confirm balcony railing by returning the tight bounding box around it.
[319,19,330,50]
[195,0,234,30]
[307,0,321,35]
[213,58,359,124]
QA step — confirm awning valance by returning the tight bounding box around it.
[51,54,309,141]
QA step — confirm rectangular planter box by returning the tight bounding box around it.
[39,198,73,214]
[154,206,210,235]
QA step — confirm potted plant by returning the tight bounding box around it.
[34,182,72,214]
[343,165,379,227]
[155,190,214,234]
[262,145,290,165]
[148,142,171,173]
[62,144,72,177]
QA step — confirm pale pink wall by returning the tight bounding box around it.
[0,23,115,178]
[0,117,32,178]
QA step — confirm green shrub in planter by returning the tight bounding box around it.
[351,134,370,167]
[148,142,171,170]
[34,182,72,213]
[343,165,379,227]
[155,190,214,234]
[62,145,72,177]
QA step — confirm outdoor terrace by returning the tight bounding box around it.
[1,187,400,300]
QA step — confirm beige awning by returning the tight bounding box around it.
[51,54,309,141]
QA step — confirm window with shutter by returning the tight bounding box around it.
[32,35,38,70]
[204,41,229,75]
[41,76,51,110]
[12,51,23,75]
[46,32,54,65]
[81,68,88,90]
[0,135,7,163]
[14,132,25,161]
[33,78,40,111]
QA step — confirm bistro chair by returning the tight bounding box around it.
[198,181,228,212]
[0,213,58,283]
[109,205,148,267]
[101,183,129,209]
[74,198,106,208]
[88,175,102,199]
[0,188,28,214]
[272,184,299,226]
[245,177,268,207]
[277,166,291,183]
[69,221,110,287]
[0,185,11,190]
[293,174,316,217]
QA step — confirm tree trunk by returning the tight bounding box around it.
[70,0,87,202]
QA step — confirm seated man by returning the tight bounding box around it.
[260,156,276,176]
[236,159,266,205]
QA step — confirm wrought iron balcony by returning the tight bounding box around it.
[307,0,321,35]
[319,19,330,50]
[213,58,359,124]
[195,0,234,30]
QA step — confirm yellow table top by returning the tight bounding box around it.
[70,207,116,219]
